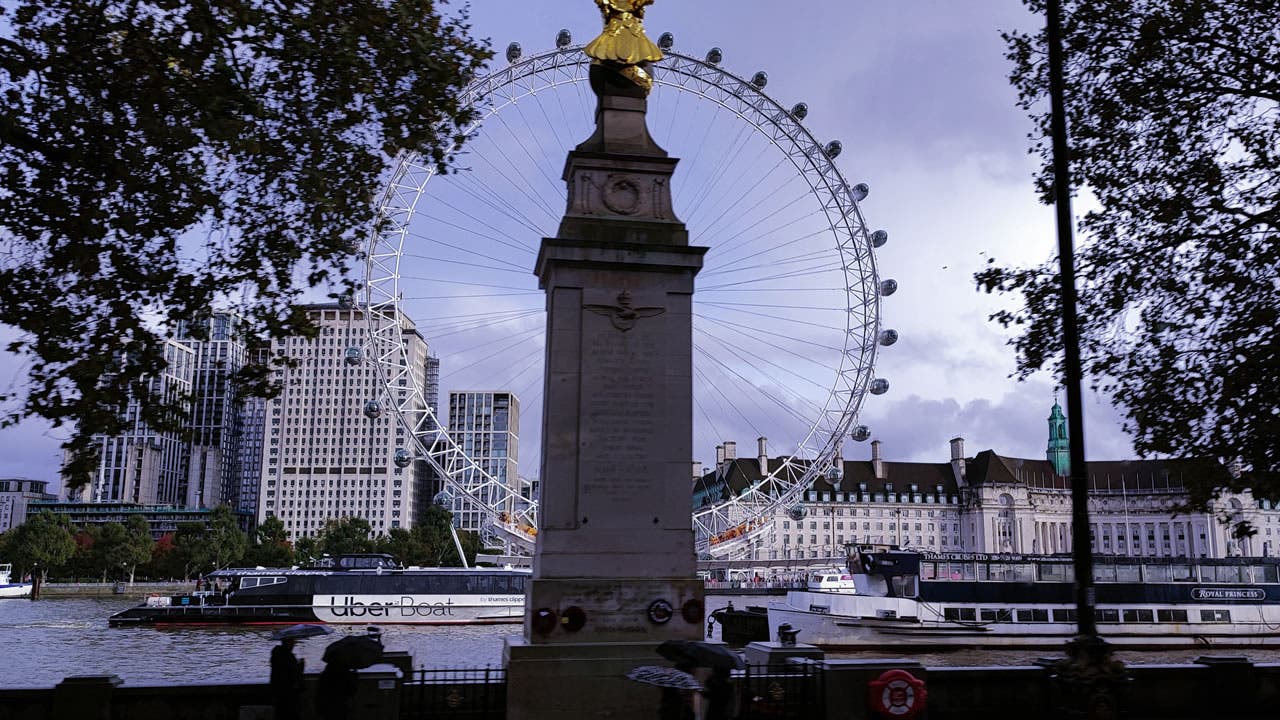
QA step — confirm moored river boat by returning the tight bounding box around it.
[109,554,527,627]
[768,547,1280,649]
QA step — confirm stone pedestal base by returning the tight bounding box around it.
[505,636,682,720]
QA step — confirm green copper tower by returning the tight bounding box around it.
[1046,399,1070,476]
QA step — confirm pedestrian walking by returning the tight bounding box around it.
[269,638,305,720]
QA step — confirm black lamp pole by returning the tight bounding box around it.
[1046,0,1096,639]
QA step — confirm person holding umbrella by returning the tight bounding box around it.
[270,625,332,720]
[317,630,384,720]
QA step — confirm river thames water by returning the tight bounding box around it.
[4,595,1280,688]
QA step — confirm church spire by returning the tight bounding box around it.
[1046,398,1070,476]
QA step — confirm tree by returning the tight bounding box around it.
[206,505,248,571]
[243,515,294,568]
[978,0,1280,510]
[0,2,491,489]
[8,511,76,587]
[316,516,374,557]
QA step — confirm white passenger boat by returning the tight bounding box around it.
[768,547,1280,649]
[0,563,33,599]
[110,553,527,626]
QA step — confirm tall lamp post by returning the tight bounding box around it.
[1045,0,1126,713]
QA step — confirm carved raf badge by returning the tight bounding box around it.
[584,290,665,332]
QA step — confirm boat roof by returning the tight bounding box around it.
[207,565,531,578]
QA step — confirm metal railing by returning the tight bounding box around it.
[739,662,825,720]
[402,667,507,720]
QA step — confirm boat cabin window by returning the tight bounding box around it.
[1114,565,1141,583]
[890,575,917,598]
[1052,609,1077,622]
[990,563,1034,583]
[921,563,937,580]
[1122,609,1154,623]
[1203,565,1242,584]
[1252,565,1278,583]
[943,607,976,622]
[1144,564,1172,582]
[981,609,1015,623]
[1170,564,1196,582]
[1015,609,1049,622]
[240,576,287,589]
[1095,609,1120,622]
[1093,565,1117,583]
[1157,609,1188,622]
[1200,609,1231,623]
[1037,564,1074,583]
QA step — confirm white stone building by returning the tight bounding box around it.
[446,390,520,533]
[695,403,1277,561]
[0,479,57,532]
[256,303,435,539]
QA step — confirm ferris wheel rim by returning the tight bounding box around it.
[361,43,885,556]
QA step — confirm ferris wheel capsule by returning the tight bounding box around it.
[851,425,871,442]
[878,329,899,346]
[852,183,870,202]
[791,102,808,121]
[870,378,890,395]
[706,47,723,64]
[870,229,889,248]
[344,346,363,366]
[788,504,807,521]
[506,42,522,63]
[393,448,413,468]
[825,465,843,481]
[879,279,898,296]
[363,400,383,420]
[751,71,768,89]
[824,140,843,159]
[658,32,674,50]
[556,29,572,48]
[433,490,453,507]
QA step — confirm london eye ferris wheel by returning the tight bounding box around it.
[359,32,899,559]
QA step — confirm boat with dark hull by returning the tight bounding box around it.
[769,547,1280,649]
[109,554,528,627]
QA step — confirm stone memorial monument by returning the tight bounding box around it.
[504,2,708,718]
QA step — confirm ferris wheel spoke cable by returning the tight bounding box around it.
[704,198,823,260]
[445,170,548,238]
[403,291,542,301]
[512,88,573,159]
[690,362,764,439]
[441,323,544,368]
[416,210,538,255]
[401,242,531,273]
[695,312,845,358]
[461,145,560,226]
[417,306,543,327]
[425,310,544,342]
[681,118,758,220]
[400,254,533,275]
[398,275,540,293]
[699,239,830,278]
[490,105,567,196]
[686,154,790,241]
[683,131,790,234]
[691,335,826,421]
[698,300,845,335]
[695,160,811,246]
[691,344,809,434]
[697,264,844,293]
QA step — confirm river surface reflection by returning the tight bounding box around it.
[3,595,1280,688]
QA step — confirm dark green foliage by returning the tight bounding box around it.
[0,1,491,488]
[243,515,294,567]
[7,511,76,579]
[374,504,478,567]
[316,515,375,557]
[979,0,1280,510]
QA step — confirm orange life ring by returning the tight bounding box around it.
[868,669,927,719]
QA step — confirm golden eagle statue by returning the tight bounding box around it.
[584,0,664,92]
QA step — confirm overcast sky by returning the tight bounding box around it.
[0,0,1139,488]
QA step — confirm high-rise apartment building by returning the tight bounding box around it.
[178,312,250,509]
[257,303,433,539]
[446,391,520,533]
[78,339,196,505]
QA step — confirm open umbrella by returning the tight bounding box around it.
[657,640,745,670]
[322,635,384,669]
[626,665,703,691]
[272,624,334,641]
